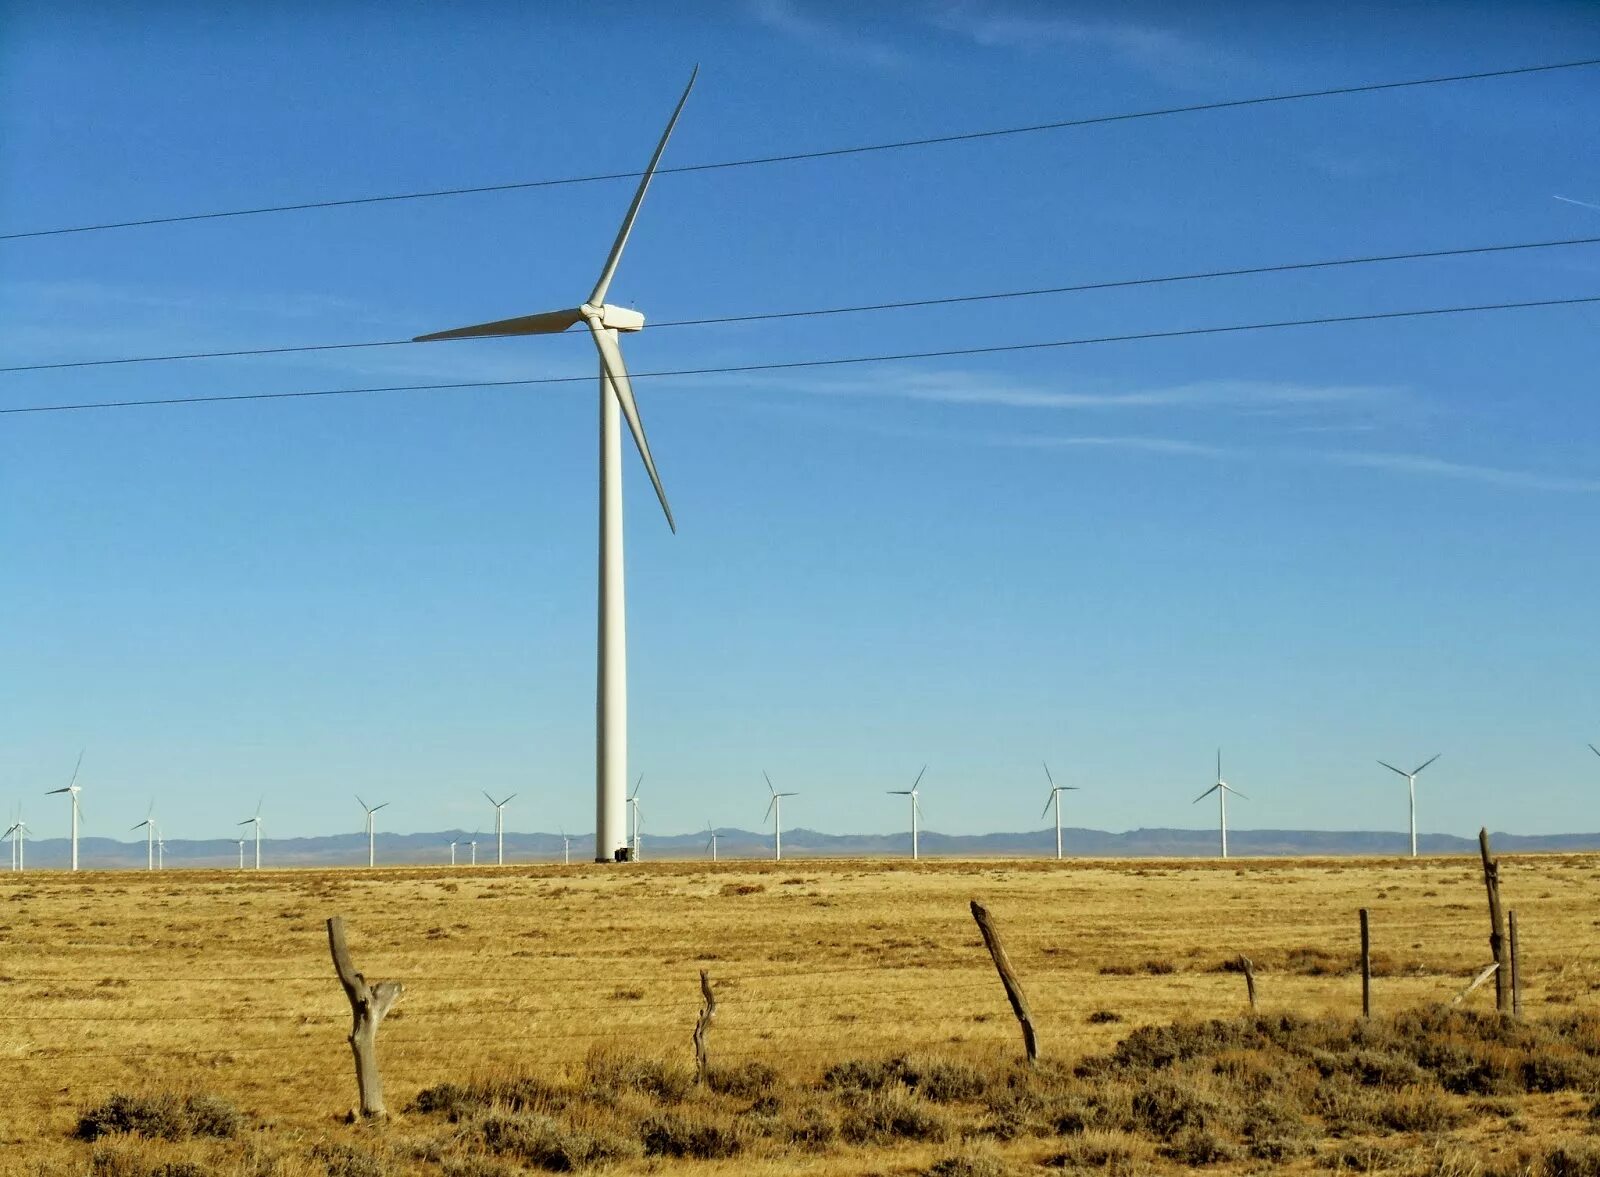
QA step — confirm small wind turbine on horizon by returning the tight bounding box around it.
[46,751,85,872]
[628,776,644,861]
[467,832,479,867]
[704,823,718,862]
[1041,762,1079,860]
[238,800,262,870]
[1193,749,1246,859]
[415,70,699,865]
[449,838,459,866]
[132,803,158,872]
[888,766,927,860]
[1377,754,1440,858]
[156,829,166,871]
[485,792,516,866]
[357,796,389,869]
[763,772,798,861]
[235,838,246,870]
[559,826,571,866]
[5,812,27,872]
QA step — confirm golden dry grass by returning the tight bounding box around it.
[2,852,1599,1175]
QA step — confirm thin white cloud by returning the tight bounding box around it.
[1320,451,1600,493]
[994,433,1235,458]
[1554,195,1600,215]
[745,0,908,69]
[929,3,1237,80]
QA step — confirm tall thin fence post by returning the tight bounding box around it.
[1508,909,1521,1019]
[692,969,716,1082]
[1359,908,1371,1018]
[327,917,403,1118]
[970,900,1039,1065]
[1478,828,1512,1015]
[1237,954,1258,1011]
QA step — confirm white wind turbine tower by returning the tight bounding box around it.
[132,804,157,871]
[356,796,389,869]
[238,800,262,870]
[763,772,798,861]
[46,751,85,872]
[467,833,479,867]
[235,838,246,870]
[1041,762,1080,860]
[887,766,928,860]
[156,828,165,871]
[559,826,571,866]
[449,838,459,866]
[484,792,516,866]
[1193,749,1246,859]
[704,823,718,862]
[1378,754,1440,858]
[415,70,697,864]
[5,813,27,872]
[628,775,644,861]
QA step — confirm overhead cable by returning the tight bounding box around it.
[3,293,1595,417]
[3,57,1596,241]
[4,234,1597,375]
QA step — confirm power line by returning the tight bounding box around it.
[3,293,1595,417]
[3,57,1596,242]
[5,233,1595,375]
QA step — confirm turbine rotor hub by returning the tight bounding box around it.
[582,302,646,332]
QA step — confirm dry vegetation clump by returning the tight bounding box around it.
[75,1093,241,1143]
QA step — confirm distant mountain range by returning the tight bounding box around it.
[6,826,1599,870]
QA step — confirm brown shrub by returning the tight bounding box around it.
[839,1085,949,1144]
[76,1093,240,1143]
[638,1111,744,1159]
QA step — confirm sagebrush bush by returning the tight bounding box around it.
[76,1093,240,1143]
[839,1084,949,1144]
[309,1141,385,1177]
[478,1112,640,1171]
[638,1111,744,1159]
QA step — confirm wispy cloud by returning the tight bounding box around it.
[745,0,908,69]
[1320,451,1600,493]
[993,433,1235,458]
[929,3,1238,82]
[735,368,1394,414]
[1554,194,1600,214]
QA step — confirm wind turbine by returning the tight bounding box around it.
[1377,754,1440,858]
[467,832,479,867]
[415,70,697,864]
[485,792,516,866]
[132,804,157,871]
[46,751,85,872]
[1041,762,1080,860]
[559,826,571,866]
[156,827,165,871]
[887,766,927,860]
[5,813,27,872]
[235,838,246,870]
[238,800,262,870]
[704,823,718,862]
[449,838,458,866]
[628,775,643,861]
[356,796,389,869]
[763,772,798,861]
[1193,749,1246,858]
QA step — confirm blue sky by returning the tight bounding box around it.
[2,1,1598,846]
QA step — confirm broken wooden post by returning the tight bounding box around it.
[1452,962,1499,1007]
[1508,909,1521,1019]
[1359,908,1371,1018]
[1237,954,1258,1011]
[327,916,403,1118]
[1478,828,1512,1014]
[692,968,716,1082]
[970,900,1038,1065]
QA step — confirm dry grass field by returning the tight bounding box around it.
[3,852,1600,1176]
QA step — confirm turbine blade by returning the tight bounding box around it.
[763,797,776,822]
[887,790,911,795]
[68,748,84,789]
[503,793,517,805]
[589,66,698,306]
[1041,794,1054,820]
[1216,748,1222,782]
[483,790,496,806]
[373,802,390,812]
[1376,760,1408,778]
[237,818,253,826]
[779,792,798,798]
[1591,743,1600,758]
[1413,753,1441,775]
[588,320,675,532]
[1224,784,1250,800]
[912,765,927,789]
[1193,785,1219,804]
[414,306,584,343]
[356,794,368,811]
[46,788,70,794]
[764,770,775,795]
[631,774,643,800]
[1042,761,1054,788]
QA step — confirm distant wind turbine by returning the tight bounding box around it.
[467,832,479,867]
[132,804,157,872]
[235,838,246,870]
[45,750,85,872]
[704,823,718,862]
[1041,762,1080,860]
[887,766,927,860]
[5,813,27,872]
[1377,754,1440,858]
[559,826,571,866]
[156,828,165,871]
[415,70,698,864]
[628,775,644,861]
[357,796,389,869]
[763,772,798,861]
[485,792,516,866]
[238,800,262,870]
[1193,749,1246,859]
[449,838,458,866]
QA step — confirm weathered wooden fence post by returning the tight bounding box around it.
[692,969,716,1082]
[327,916,403,1118]
[1478,828,1512,1014]
[1237,954,1258,1012]
[1359,908,1371,1018]
[970,900,1038,1065]
[1508,909,1521,1019]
